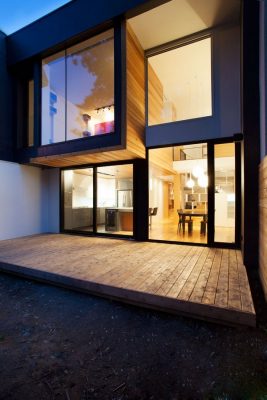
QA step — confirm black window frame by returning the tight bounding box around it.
[15,18,127,164]
[60,159,135,239]
[147,137,241,249]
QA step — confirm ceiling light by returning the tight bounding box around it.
[186,173,195,188]
[192,165,204,178]
[198,174,208,188]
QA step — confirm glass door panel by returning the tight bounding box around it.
[96,164,133,235]
[214,143,235,243]
[149,144,208,244]
[63,168,93,231]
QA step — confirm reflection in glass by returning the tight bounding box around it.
[41,51,66,145]
[66,30,114,140]
[28,79,34,146]
[148,38,212,126]
[63,168,93,231]
[41,30,114,145]
[214,143,235,243]
[96,164,133,235]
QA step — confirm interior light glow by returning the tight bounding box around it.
[192,165,204,178]
[198,174,208,188]
[105,109,114,122]
[227,193,235,202]
[186,178,195,188]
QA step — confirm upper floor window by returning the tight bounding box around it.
[27,79,34,146]
[41,29,114,145]
[147,37,212,126]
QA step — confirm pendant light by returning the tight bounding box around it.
[186,172,195,188]
[192,165,204,178]
[198,174,208,188]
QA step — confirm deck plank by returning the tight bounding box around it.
[189,248,216,303]
[0,234,256,326]
[214,249,229,308]
[177,247,210,301]
[228,250,242,310]
[166,246,204,298]
[202,248,223,305]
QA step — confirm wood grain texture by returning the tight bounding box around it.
[126,23,146,159]
[149,147,177,175]
[0,234,256,326]
[30,148,143,167]
[259,156,267,300]
[148,63,163,126]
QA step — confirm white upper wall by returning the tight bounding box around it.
[129,0,240,50]
[0,161,59,240]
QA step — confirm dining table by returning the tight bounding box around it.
[179,210,208,235]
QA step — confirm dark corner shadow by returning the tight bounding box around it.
[186,0,240,29]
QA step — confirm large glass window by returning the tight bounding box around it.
[62,163,133,236]
[63,168,94,231]
[28,79,34,146]
[148,38,212,126]
[42,51,66,144]
[42,29,114,145]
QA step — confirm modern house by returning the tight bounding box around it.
[0,0,266,308]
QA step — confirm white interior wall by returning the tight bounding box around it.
[0,161,59,240]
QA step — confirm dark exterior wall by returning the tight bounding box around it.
[259,1,267,299]
[260,0,267,160]
[259,156,267,299]
[0,31,13,161]
[7,0,168,65]
[241,0,260,269]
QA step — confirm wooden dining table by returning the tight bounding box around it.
[179,210,208,235]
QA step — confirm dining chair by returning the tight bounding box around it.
[177,209,193,234]
[149,207,158,228]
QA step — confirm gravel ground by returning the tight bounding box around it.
[0,272,267,400]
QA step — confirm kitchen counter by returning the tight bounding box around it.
[105,208,133,232]
[106,207,133,212]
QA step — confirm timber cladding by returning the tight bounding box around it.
[259,156,267,299]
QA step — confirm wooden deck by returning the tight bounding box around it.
[0,234,256,326]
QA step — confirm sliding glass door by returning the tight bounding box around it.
[63,168,94,232]
[148,141,239,246]
[214,143,236,244]
[149,144,208,244]
[96,165,133,235]
[62,163,133,237]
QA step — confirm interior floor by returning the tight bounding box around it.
[149,211,235,244]
[68,225,133,236]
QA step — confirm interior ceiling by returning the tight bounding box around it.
[75,165,133,179]
[129,0,240,50]
[173,157,235,174]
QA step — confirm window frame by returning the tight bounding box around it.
[145,32,214,128]
[41,28,115,146]
[60,159,135,239]
[16,20,126,163]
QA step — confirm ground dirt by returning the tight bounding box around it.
[0,272,267,400]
